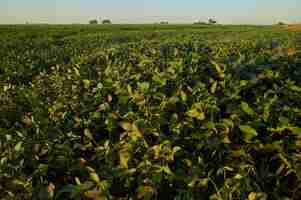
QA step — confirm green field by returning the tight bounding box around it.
[0,25,301,200]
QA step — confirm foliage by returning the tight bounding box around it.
[89,20,98,25]
[278,22,286,26]
[0,25,301,200]
[102,20,112,25]
[160,21,169,25]
[208,18,217,25]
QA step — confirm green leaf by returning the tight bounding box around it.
[211,60,225,79]
[14,142,23,152]
[119,147,130,169]
[187,109,205,121]
[239,125,258,142]
[168,96,180,105]
[180,90,187,102]
[137,82,150,92]
[84,128,94,141]
[188,178,209,188]
[162,165,173,175]
[137,186,155,199]
[241,101,255,116]
[90,172,101,183]
[73,66,80,76]
[279,116,289,126]
[210,81,217,94]
[119,122,132,131]
[85,190,107,200]
[83,79,91,89]
[221,119,234,129]
[290,85,301,92]
[127,85,133,96]
[234,174,243,179]
[290,127,301,135]
[152,74,166,86]
[58,184,81,196]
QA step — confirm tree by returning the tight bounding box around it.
[89,19,98,24]
[194,21,207,25]
[208,18,217,25]
[160,21,168,25]
[277,22,286,26]
[102,19,112,24]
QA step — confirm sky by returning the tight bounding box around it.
[0,0,300,24]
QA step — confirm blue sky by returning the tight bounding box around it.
[0,0,300,24]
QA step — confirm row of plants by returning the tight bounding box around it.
[0,25,301,199]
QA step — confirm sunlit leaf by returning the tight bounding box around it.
[241,101,255,116]
[239,125,258,142]
[187,109,205,121]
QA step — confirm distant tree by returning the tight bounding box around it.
[277,22,286,26]
[160,21,168,25]
[208,18,217,25]
[194,21,207,25]
[89,19,98,24]
[102,19,112,24]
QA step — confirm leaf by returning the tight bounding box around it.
[137,186,155,199]
[73,67,80,76]
[187,109,205,121]
[138,82,150,92]
[47,182,55,197]
[75,177,81,185]
[210,81,217,94]
[211,60,225,79]
[290,127,301,135]
[162,165,173,175]
[152,145,161,160]
[170,146,181,160]
[58,184,79,194]
[290,85,301,92]
[248,192,257,200]
[221,118,234,129]
[168,96,179,104]
[107,95,113,103]
[127,85,133,96]
[223,136,231,143]
[99,180,109,192]
[188,178,209,188]
[22,114,33,127]
[14,142,23,152]
[152,74,166,86]
[119,147,130,169]
[83,79,91,89]
[241,101,255,116]
[234,174,243,179]
[3,84,11,92]
[224,166,234,171]
[172,146,181,154]
[120,122,132,131]
[96,103,109,112]
[96,82,103,90]
[287,47,296,56]
[279,116,289,126]
[90,172,101,183]
[239,125,258,142]
[85,190,107,200]
[84,128,94,141]
[180,90,187,102]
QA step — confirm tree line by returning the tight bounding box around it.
[89,19,112,24]
[89,18,218,25]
